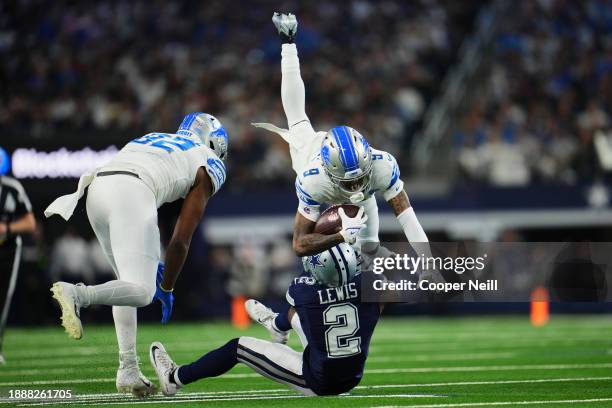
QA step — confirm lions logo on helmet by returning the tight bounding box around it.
[177,112,229,161]
[320,126,372,200]
[302,243,359,287]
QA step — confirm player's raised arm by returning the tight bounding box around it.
[272,12,312,130]
[160,168,213,291]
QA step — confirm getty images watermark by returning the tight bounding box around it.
[360,242,612,303]
[371,252,495,293]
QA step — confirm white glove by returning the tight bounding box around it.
[272,12,298,43]
[338,207,368,244]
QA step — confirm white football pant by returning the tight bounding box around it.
[83,174,160,358]
[238,336,315,396]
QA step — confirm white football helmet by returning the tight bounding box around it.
[302,243,359,287]
[321,126,372,201]
[177,112,228,161]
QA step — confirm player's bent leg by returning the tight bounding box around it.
[104,178,159,397]
[85,175,159,396]
[237,336,316,396]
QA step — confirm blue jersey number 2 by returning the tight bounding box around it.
[131,133,196,153]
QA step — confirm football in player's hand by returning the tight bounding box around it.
[314,204,360,235]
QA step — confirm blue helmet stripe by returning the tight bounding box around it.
[178,112,202,131]
[332,126,359,172]
[331,128,349,171]
[341,126,359,171]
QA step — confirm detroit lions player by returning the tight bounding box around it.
[149,243,382,396]
[253,13,431,263]
[44,113,228,397]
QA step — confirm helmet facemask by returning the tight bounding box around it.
[325,163,373,198]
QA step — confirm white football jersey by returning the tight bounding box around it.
[295,148,403,222]
[101,132,226,207]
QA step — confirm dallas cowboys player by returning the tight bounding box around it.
[149,243,382,396]
[253,13,431,263]
[44,113,228,397]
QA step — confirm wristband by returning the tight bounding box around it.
[159,284,174,293]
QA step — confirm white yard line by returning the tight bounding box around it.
[6,361,610,377]
[365,362,612,374]
[14,394,442,406]
[0,374,610,391]
[368,352,517,363]
[376,397,612,408]
[6,337,607,362]
[6,351,521,369]
[15,395,612,407]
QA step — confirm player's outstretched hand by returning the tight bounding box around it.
[338,207,368,245]
[272,12,297,43]
[154,262,174,324]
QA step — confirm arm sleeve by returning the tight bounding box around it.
[381,154,404,201]
[204,157,227,195]
[295,178,320,222]
[281,43,313,129]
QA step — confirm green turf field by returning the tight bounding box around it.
[0,316,611,407]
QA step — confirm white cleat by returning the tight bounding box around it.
[150,342,180,397]
[245,299,289,344]
[116,357,157,398]
[50,282,83,340]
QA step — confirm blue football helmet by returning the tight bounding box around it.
[321,126,373,199]
[177,112,228,161]
[0,147,10,176]
[302,243,359,287]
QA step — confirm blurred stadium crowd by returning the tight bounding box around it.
[3,0,612,324]
[455,0,612,186]
[2,0,479,189]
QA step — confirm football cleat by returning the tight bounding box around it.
[150,342,180,397]
[245,299,289,344]
[116,353,157,398]
[272,12,298,43]
[50,282,83,340]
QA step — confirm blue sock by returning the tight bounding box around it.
[274,310,292,332]
[176,338,239,385]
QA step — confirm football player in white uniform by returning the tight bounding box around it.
[254,13,432,264]
[44,113,228,397]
